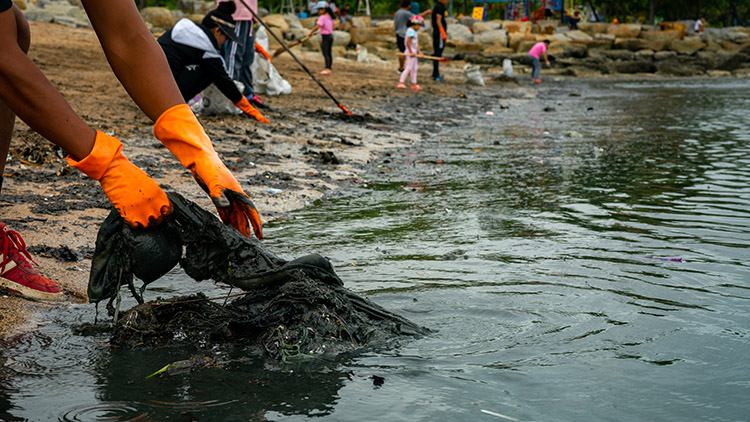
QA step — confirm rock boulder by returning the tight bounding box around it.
[349,27,394,45]
[606,23,642,39]
[669,36,706,55]
[264,14,290,35]
[614,37,666,51]
[658,22,687,38]
[447,23,474,43]
[140,7,176,29]
[476,29,508,46]
[474,21,502,33]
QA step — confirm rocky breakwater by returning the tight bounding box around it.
[452,19,750,77]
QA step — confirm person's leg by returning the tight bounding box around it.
[0,5,62,300]
[432,35,444,79]
[229,22,256,98]
[398,67,409,84]
[397,35,406,70]
[0,5,27,176]
[322,34,333,70]
[531,56,540,80]
[408,57,418,85]
[243,25,256,96]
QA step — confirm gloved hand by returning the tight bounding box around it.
[234,97,270,123]
[67,131,172,228]
[439,26,447,41]
[255,42,272,63]
[154,104,263,239]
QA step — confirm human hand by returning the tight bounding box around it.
[235,97,270,123]
[67,131,172,228]
[190,155,263,239]
[154,104,263,238]
[255,42,272,63]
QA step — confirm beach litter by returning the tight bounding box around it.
[88,192,429,358]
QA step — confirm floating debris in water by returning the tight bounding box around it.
[90,192,429,358]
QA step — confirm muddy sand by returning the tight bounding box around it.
[0,22,532,338]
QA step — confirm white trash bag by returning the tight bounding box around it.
[503,58,513,77]
[463,64,485,86]
[356,44,368,63]
[190,81,244,116]
[251,26,292,96]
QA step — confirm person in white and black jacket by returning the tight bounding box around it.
[158,1,269,122]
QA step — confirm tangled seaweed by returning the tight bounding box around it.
[91,192,428,357]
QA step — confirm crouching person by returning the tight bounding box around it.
[158,1,269,123]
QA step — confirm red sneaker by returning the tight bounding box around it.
[0,223,63,300]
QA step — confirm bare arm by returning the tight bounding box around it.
[308,24,320,38]
[543,51,550,65]
[81,0,184,122]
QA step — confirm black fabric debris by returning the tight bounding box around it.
[90,192,429,356]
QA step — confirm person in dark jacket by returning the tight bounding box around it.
[158,2,269,122]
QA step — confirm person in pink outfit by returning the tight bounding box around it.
[307,1,337,75]
[396,15,424,91]
[528,40,550,83]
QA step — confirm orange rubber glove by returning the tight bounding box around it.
[153,104,263,239]
[66,131,172,228]
[255,42,272,63]
[234,97,270,123]
[439,26,447,41]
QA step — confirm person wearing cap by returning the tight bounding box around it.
[157,1,269,122]
[307,1,337,75]
[394,0,431,73]
[395,14,425,91]
[0,0,264,301]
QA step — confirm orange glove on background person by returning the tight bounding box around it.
[255,42,272,63]
[439,26,447,41]
[154,104,263,239]
[235,97,270,123]
[66,131,172,228]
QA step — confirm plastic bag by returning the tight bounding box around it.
[503,58,513,77]
[252,57,293,96]
[356,45,368,63]
[189,81,244,116]
[251,27,293,96]
[463,64,485,86]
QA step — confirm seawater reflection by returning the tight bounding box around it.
[1,79,749,421]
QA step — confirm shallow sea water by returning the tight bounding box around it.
[2,79,749,421]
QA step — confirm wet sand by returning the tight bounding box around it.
[1,22,534,338]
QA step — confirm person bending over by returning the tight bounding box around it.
[0,0,263,300]
[528,40,550,83]
[158,2,269,122]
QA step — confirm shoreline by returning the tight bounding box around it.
[0,22,741,339]
[0,22,507,338]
